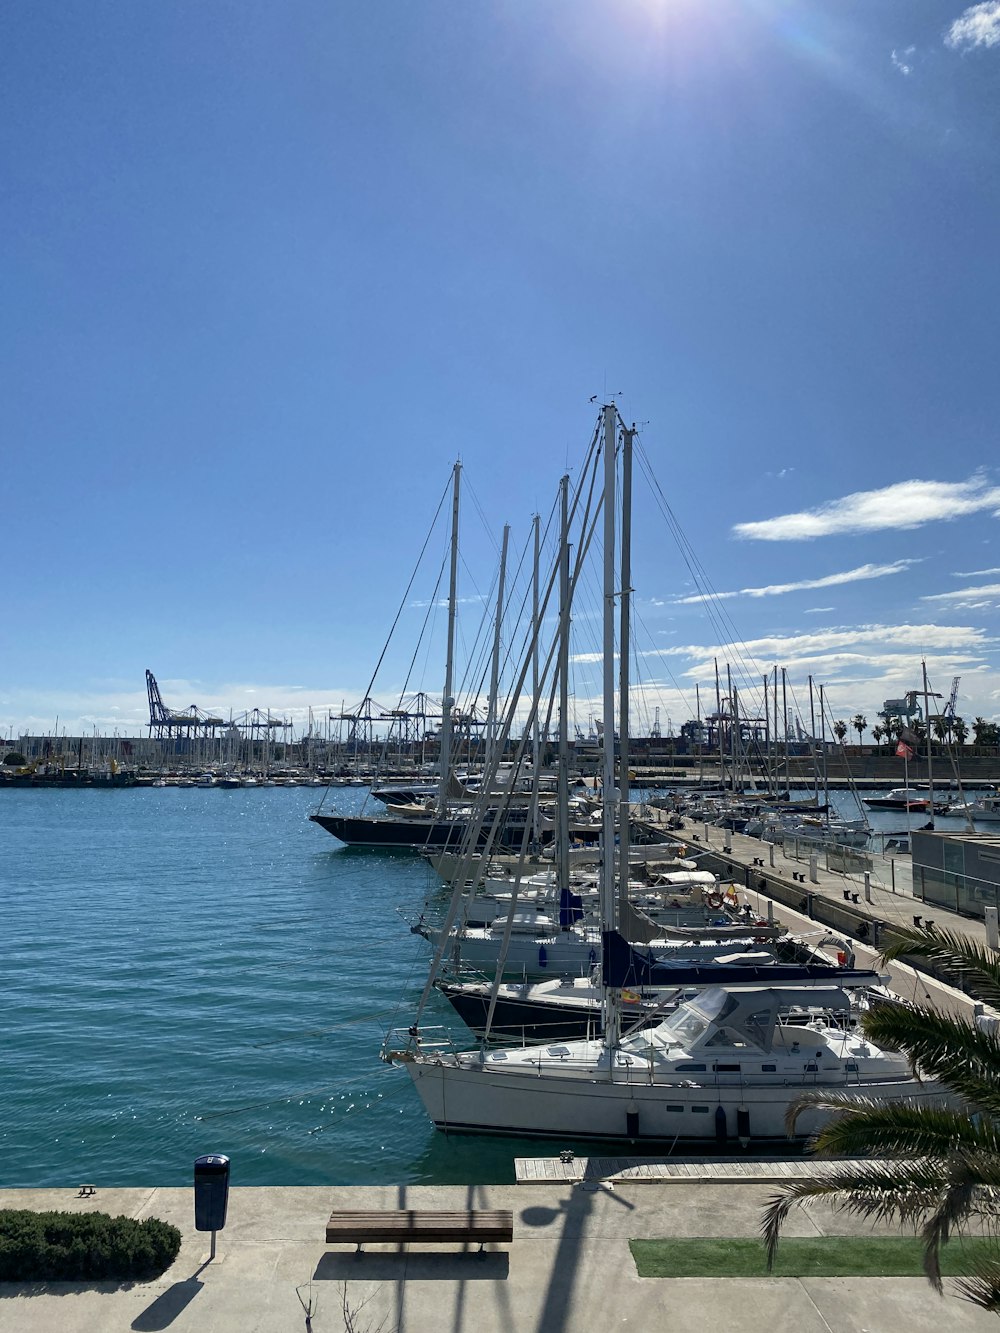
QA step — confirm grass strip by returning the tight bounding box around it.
[629,1236,997,1278]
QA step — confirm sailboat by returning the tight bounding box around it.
[383,405,945,1145]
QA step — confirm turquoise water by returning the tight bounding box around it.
[2,786,553,1187]
[4,782,970,1188]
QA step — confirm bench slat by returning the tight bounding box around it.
[326,1209,513,1245]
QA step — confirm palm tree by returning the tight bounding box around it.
[871,723,885,752]
[832,719,848,745]
[852,714,867,748]
[954,717,969,747]
[761,927,1000,1311]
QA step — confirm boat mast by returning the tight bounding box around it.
[781,667,790,796]
[922,658,937,829]
[617,424,634,936]
[485,524,510,775]
[601,403,621,1051]
[437,461,461,815]
[530,512,541,846]
[557,477,571,896]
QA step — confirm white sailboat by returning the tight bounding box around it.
[384,405,944,1145]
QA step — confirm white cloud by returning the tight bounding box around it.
[923,582,1000,610]
[804,606,835,614]
[954,566,1000,577]
[671,560,915,604]
[891,46,915,74]
[946,1,1000,49]
[733,475,1000,541]
[648,622,989,664]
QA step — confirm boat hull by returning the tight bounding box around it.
[400,1056,944,1144]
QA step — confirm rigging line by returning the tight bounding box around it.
[315,471,452,813]
[632,443,772,701]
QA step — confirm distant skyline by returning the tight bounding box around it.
[3,1,999,739]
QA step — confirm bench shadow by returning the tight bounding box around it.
[313,1251,509,1282]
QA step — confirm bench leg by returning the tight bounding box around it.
[355,1242,364,1254]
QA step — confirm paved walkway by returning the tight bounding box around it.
[0,1182,995,1332]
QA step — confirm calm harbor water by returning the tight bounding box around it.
[2,782,980,1188]
[3,785,555,1188]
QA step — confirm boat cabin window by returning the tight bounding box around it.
[674,1063,706,1072]
[712,1063,741,1072]
[761,1064,776,1072]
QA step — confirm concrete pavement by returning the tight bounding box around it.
[0,1180,995,1332]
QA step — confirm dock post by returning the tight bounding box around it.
[809,853,818,884]
[704,823,710,844]
[768,844,775,868]
[864,872,872,903]
[986,907,999,951]
[767,900,774,925]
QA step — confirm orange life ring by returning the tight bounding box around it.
[705,892,725,910]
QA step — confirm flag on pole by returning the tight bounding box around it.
[896,740,914,760]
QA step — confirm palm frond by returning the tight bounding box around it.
[760,1159,952,1269]
[800,1099,1000,1162]
[879,927,1000,1006]
[921,1171,980,1291]
[953,1263,1000,1313]
[861,1003,1000,1108]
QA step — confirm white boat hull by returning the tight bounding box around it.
[400,1054,943,1143]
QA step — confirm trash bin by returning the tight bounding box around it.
[194,1154,230,1232]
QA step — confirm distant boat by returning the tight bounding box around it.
[863,787,930,811]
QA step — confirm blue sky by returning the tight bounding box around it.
[3,0,1000,741]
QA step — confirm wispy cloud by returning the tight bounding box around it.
[648,623,990,665]
[804,606,835,614]
[891,46,915,74]
[946,1,1000,49]
[672,560,916,604]
[954,566,1000,577]
[923,582,1000,609]
[733,475,1000,542]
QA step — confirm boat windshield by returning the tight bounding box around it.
[661,988,734,1047]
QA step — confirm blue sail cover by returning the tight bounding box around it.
[559,887,585,928]
[601,930,879,990]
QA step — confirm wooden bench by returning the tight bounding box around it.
[326,1209,514,1253]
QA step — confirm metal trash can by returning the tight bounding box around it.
[194,1154,230,1232]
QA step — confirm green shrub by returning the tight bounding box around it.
[0,1209,181,1282]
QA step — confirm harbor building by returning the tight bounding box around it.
[911,828,1000,919]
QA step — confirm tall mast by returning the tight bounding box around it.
[437,461,461,814]
[601,403,620,1051]
[557,478,571,895]
[617,424,634,933]
[530,512,541,846]
[922,659,937,828]
[485,524,510,773]
[781,667,790,796]
[714,659,725,789]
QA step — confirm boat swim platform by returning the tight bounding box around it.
[516,1156,883,1184]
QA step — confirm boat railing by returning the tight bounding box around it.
[381,1025,469,1061]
